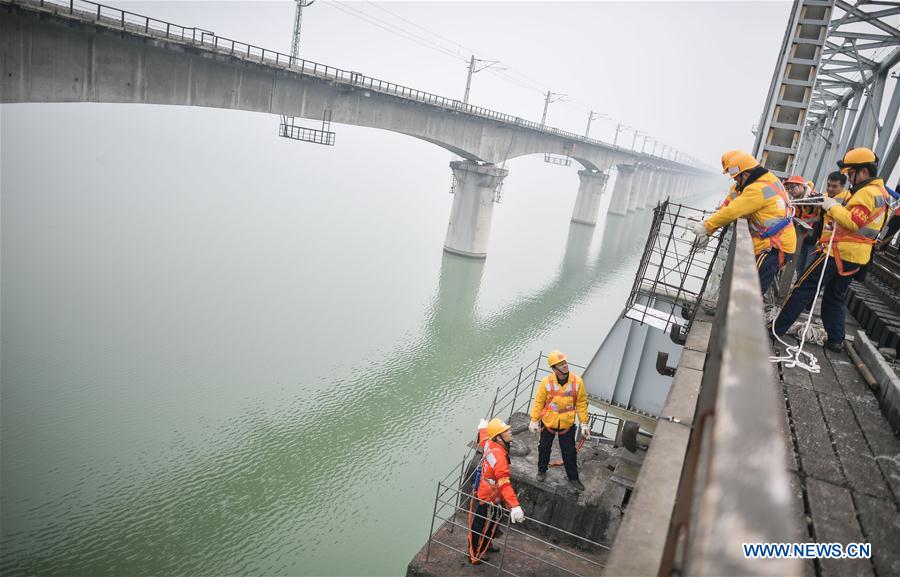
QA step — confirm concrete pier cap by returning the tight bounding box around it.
[608,163,637,217]
[570,169,610,226]
[443,160,507,259]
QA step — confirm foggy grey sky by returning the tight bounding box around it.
[117,0,793,167]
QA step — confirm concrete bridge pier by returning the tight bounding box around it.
[626,166,645,212]
[443,160,507,259]
[667,173,679,200]
[571,169,609,226]
[608,164,636,216]
[635,167,654,209]
[646,170,661,208]
[625,169,640,212]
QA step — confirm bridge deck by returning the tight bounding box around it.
[779,327,900,577]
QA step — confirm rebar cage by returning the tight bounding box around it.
[625,200,726,340]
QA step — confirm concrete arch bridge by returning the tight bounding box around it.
[0,0,715,257]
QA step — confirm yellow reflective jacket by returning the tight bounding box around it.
[704,172,797,256]
[819,178,889,269]
[717,184,739,209]
[529,372,588,431]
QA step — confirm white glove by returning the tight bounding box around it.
[690,221,710,250]
[821,196,838,211]
[478,418,488,430]
[528,420,541,434]
[580,423,591,437]
[509,506,525,523]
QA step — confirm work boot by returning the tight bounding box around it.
[536,471,546,482]
[487,543,500,553]
[825,340,844,353]
[568,478,585,491]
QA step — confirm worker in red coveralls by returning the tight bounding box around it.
[468,418,525,564]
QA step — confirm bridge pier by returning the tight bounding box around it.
[626,167,643,213]
[678,174,690,199]
[443,160,507,259]
[608,164,636,217]
[633,167,655,210]
[663,172,679,201]
[645,169,662,208]
[570,170,609,226]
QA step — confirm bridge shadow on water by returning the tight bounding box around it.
[1,210,653,577]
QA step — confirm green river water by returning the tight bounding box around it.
[1,103,713,576]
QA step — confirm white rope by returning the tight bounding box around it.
[768,231,835,373]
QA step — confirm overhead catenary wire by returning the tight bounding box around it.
[321,1,674,153]
[324,1,469,63]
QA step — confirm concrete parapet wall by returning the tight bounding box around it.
[605,222,800,576]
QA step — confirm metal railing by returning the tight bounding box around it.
[434,354,622,495]
[425,483,609,577]
[10,0,699,170]
[625,200,727,338]
[278,123,335,146]
[421,354,623,573]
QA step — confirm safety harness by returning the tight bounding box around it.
[539,374,580,434]
[818,182,889,276]
[467,439,503,564]
[746,181,793,267]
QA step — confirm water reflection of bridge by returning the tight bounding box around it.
[0,210,652,577]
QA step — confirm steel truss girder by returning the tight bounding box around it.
[754,0,836,178]
[784,0,900,184]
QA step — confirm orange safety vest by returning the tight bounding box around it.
[797,204,821,228]
[539,375,581,433]
[475,430,519,507]
[820,183,890,275]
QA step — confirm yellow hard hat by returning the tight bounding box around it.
[720,149,742,172]
[722,150,759,178]
[547,350,567,367]
[837,147,878,174]
[486,418,511,440]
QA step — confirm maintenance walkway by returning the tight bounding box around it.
[780,323,900,577]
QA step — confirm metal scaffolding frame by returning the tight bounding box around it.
[789,0,900,187]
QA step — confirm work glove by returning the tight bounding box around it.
[690,221,710,251]
[509,506,525,523]
[478,418,488,430]
[528,420,541,434]
[580,423,591,437]
[821,196,838,212]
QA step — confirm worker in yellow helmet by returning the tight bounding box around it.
[774,148,890,351]
[691,150,797,295]
[528,350,589,491]
[469,417,524,564]
[717,150,743,209]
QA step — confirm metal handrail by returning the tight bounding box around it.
[440,354,602,489]
[11,0,703,171]
[426,482,609,576]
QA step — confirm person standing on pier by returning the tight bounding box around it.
[774,148,890,351]
[691,150,797,295]
[528,350,589,491]
[469,418,525,564]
